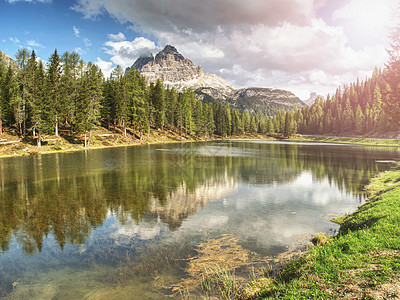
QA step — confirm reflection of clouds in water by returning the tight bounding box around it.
[111,218,167,242]
[101,170,358,254]
[181,213,229,230]
[175,170,359,253]
[198,146,255,157]
[292,171,313,187]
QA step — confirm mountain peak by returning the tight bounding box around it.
[155,45,185,64]
[0,51,18,69]
[132,53,154,71]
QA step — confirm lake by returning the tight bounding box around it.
[0,141,398,299]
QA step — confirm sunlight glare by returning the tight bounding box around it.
[334,0,397,35]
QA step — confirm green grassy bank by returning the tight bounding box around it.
[1,128,400,159]
[252,166,400,299]
[296,135,400,147]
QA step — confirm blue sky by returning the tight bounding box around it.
[0,0,398,99]
[0,1,134,63]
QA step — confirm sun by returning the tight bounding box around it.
[334,0,397,35]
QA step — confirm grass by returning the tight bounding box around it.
[1,126,400,159]
[297,135,400,147]
[253,165,400,299]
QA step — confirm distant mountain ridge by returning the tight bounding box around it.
[130,45,305,115]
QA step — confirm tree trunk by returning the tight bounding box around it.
[55,116,59,136]
[84,132,87,147]
[87,130,92,147]
[37,132,41,148]
[23,83,26,138]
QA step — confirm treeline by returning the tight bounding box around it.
[0,49,302,148]
[296,68,396,135]
[289,24,400,137]
[3,39,399,144]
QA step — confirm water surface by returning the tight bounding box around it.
[0,141,398,299]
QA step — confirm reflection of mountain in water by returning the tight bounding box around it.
[149,179,237,230]
[0,142,397,254]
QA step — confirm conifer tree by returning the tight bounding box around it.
[32,60,46,146]
[284,111,295,137]
[1,65,17,130]
[165,87,178,129]
[384,19,400,129]
[46,49,62,136]
[242,111,251,133]
[0,53,6,134]
[61,51,81,125]
[25,50,38,136]
[16,48,29,137]
[150,79,166,130]
[75,63,102,146]
[204,103,215,137]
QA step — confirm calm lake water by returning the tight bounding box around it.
[0,141,398,299]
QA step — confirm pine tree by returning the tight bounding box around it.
[32,61,46,147]
[204,103,215,137]
[165,87,178,129]
[46,49,62,136]
[284,111,295,137]
[242,111,251,133]
[126,68,148,138]
[61,51,81,125]
[384,19,400,129]
[149,79,166,130]
[1,65,17,130]
[16,48,29,137]
[25,50,38,137]
[0,53,7,134]
[354,105,365,135]
[75,63,103,147]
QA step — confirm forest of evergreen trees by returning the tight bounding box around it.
[0,49,284,148]
[285,24,400,137]
[1,24,400,147]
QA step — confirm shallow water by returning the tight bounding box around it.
[0,141,398,299]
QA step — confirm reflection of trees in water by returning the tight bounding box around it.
[0,143,396,254]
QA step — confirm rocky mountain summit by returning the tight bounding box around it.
[0,51,18,69]
[130,45,305,114]
[303,92,321,107]
[132,45,235,97]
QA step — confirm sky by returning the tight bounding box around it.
[0,0,398,100]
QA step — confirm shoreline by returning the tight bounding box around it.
[246,165,400,299]
[1,130,400,160]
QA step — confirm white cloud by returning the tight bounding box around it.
[9,37,20,44]
[108,32,126,41]
[73,26,80,37]
[72,0,322,30]
[103,36,159,69]
[95,57,114,78]
[333,0,397,22]
[73,26,92,52]
[26,39,44,48]
[83,38,91,48]
[72,0,392,98]
[74,47,85,55]
[6,0,51,3]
